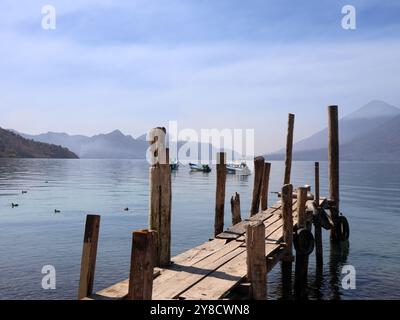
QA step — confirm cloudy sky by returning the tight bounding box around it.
[1,0,400,153]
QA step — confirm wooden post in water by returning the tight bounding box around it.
[127,229,156,300]
[328,106,340,240]
[78,214,100,299]
[214,152,226,237]
[314,162,323,267]
[260,162,271,211]
[281,184,293,299]
[246,221,267,300]
[282,184,294,261]
[284,114,295,185]
[294,187,309,299]
[231,192,242,225]
[250,156,265,216]
[149,127,172,267]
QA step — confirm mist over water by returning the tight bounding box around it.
[0,159,399,299]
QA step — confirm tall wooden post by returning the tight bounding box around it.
[294,187,309,299]
[231,192,242,225]
[250,156,265,216]
[78,214,100,299]
[281,184,293,299]
[328,106,340,240]
[284,114,295,185]
[314,162,323,267]
[282,184,294,261]
[149,127,172,267]
[260,162,271,211]
[127,229,156,300]
[214,152,226,237]
[246,221,267,300]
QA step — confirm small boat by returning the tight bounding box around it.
[226,161,251,176]
[189,163,211,173]
[170,160,179,171]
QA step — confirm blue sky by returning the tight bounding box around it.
[1,0,400,152]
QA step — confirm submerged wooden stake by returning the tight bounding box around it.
[231,192,242,225]
[281,184,294,261]
[314,162,323,267]
[246,221,267,300]
[294,187,309,298]
[149,127,172,267]
[214,152,226,237]
[284,114,295,185]
[250,156,265,216]
[328,105,340,240]
[260,162,271,211]
[128,229,156,300]
[78,214,100,299]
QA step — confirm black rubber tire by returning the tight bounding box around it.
[335,216,350,241]
[294,228,315,255]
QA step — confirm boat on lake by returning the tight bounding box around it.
[189,163,211,173]
[170,159,179,170]
[226,161,251,176]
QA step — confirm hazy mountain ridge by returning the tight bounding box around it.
[20,129,148,159]
[0,127,78,159]
[268,100,400,161]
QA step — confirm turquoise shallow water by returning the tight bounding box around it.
[0,159,399,299]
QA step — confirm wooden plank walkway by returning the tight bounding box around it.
[89,198,325,300]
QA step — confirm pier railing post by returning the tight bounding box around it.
[281,184,293,299]
[284,114,295,185]
[282,184,294,261]
[328,105,340,240]
[294,187,309,299]
[149,127,172,267]
[231,192,242,225]
[246,221,267,300]
[250,156,265,216]
[127,229,156,300]
[314,162,323,267]
[214,152,226,237]
[260,162,271,211]
[78,214,100,299]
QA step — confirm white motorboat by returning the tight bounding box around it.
[226,161,251,176]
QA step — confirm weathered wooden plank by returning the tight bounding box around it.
[153,243,246,299]
[93,239,227,299]
[179,243,281,300]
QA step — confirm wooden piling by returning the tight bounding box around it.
[281,184,294,261]
[284,114,295,185]
[149,127,172,267]
[214,152,226,237]
[328,105,340,240]
[250,156,265,216]
[294,187,309,298]
[260,162,271,211]
[127,229,156,300]
[230,192,242,225]
[78,214,100,299]
[246,221,267,300]
[314,162,323,267]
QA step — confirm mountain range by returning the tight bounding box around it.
[3,99,399,161]
[268,100,400,161]
[0,127,78,159]
[19,129,148,159]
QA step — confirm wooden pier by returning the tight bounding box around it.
[78,106,350,301]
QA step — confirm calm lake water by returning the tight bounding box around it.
[0,159,399,300]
